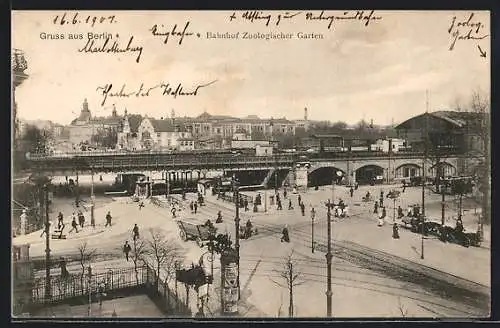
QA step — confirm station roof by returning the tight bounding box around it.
[396,110,486,129]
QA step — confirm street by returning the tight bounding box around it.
[14,183,490,318]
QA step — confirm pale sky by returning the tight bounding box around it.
[12,10,490,125]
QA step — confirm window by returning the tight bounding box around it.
[157,133,161,138]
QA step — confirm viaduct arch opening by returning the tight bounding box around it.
[308,167,345,187]
[355,165,384,185]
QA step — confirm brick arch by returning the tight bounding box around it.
[308,166,346,187]
[395,163,421,180]
[429,161,457,177]
[355,164,384,185]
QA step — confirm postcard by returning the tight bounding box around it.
[11,10,490,319]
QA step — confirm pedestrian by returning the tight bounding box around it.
[57,212,64,228]
[190,201,194,213]
[355,182,359,190]
[397,206,404,219]
[402,180,406,193]
[40,221,51,237]
[298,194,302,206]
[216,211,223,223]
[139,201,145,210]
[281,224,290,243]
[123,241,131,261]
[244,199,249,211]
[310,206,316,220]
[253,202,258,212]
[392,223,400,239]
[105,211,112,227]
[288,199,294,210]
[380,191,384,207]
[78,211,85,228]
[69,216,79,233]
[373,201,379,214]
[283,189,287,199]
[350,187,354,198]
[277,199,282,210]
[171,206,177,218]
[300,202,305,216]
[132,224,139,240]
[377,209,384,227]
[194,202,198,214]
[381,207,387,219]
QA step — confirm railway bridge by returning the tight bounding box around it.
[24,150,468,187]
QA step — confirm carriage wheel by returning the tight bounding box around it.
[462,235,471,248]
[179,230,187,241]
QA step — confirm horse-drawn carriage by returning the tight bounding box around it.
[401,213,481,247]
[239,225,258,239]
[176,220,215,247]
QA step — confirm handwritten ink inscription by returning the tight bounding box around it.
[228,10,382,29]
[305,10,382,29]
[78,35,144,63]
[150,21,201,45]
[96,80,218,106]
[448,13,489,51]
[52,12,117,27]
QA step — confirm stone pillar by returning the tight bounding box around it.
[352,169,356,186]
[19,210,27,235]
[295,167,308,190]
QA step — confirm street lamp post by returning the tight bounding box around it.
[90,167,95,228]
[44,184,51,301]
[233,177,241,300]
[311,210,315,253]
[326,199,333,317]
[87,266,92,317]
[326,170,342,317]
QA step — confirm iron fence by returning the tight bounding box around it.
[31,266,148,304]
[145,265,191,316]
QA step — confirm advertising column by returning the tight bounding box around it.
[220,249,238,315]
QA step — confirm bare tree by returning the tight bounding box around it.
[269,251,305,318]
[397,297,409,317]
[77,241,97,292]
[146,228,182,300]
[468,91,490,228]
[131,237,149,284]
[452,90,490,228]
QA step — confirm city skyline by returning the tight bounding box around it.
[12,11,490,125]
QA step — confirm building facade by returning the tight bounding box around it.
[137,117,193,150]
[68,100,123,146]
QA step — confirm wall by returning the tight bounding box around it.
[308,156,462,184]
[231,140,270,149]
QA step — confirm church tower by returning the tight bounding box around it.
[112,104,117,117]
[78,98,92,122]
[122,109,131,133]
[304,107,308,121]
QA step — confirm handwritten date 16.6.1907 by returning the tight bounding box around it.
[53,12,117,28]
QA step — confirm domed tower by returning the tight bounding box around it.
[122,108,131,133]
[78,98,92,122]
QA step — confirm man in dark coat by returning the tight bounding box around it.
[281,225,290,243]
[392,223,400,239]
[132,224,140,240]
[105,211,112,227]
[123,241,131,261]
